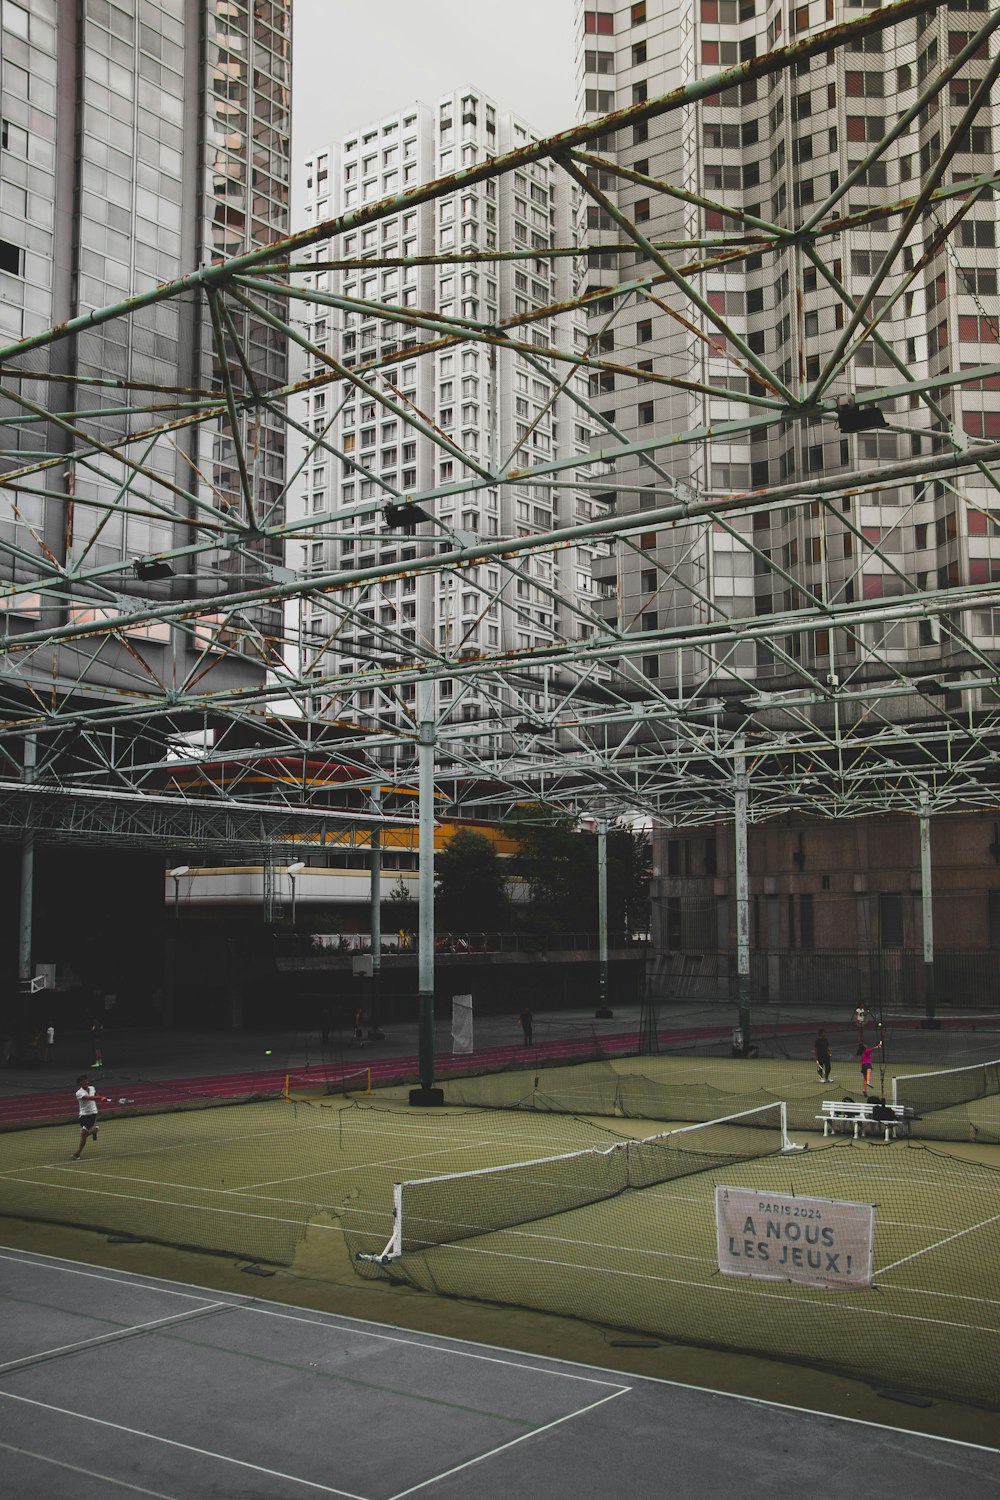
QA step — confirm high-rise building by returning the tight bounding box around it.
[572,1,1000,994]
[0,0,292,708]
[574,0,999,703]
[299,89,610,764]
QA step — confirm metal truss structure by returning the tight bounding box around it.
[2,0,1000,848]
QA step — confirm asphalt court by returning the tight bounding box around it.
[1,1249,998,1500]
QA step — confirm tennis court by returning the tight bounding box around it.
[2,1248,999,1500]
[2,1066,998,1411]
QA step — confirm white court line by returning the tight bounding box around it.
[0,1301,231,1376]
[4,1246,998,1459]
[0,1249,224,1301]
[385,1386,630,1500]
[240,1302,630,1389]
[417,1238,1000,1340]
[879,1210,1000,1276]
[0,1437,181,1499]
[0,1246,628,1393]
[0,1390,366,1500]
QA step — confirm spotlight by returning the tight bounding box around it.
[836,401,887,434]
[133,559,175,581]
[383,501,432,529]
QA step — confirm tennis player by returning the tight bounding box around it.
[860,1040,881,1097]
[72,1073,103,1159]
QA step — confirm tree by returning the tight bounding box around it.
[606,824,651,937]
[434,829,509,933]
[511,812,595,933]
[512,813,651,937]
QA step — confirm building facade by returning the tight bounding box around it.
[0,0,291,709]
[299,89,610,765]
[572,0,1000,994]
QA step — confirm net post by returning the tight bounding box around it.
[389,1180,403,1258]
[284,1073,289,1102]
[366,1067,372,1095]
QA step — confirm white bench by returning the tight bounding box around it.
[816,1099,917,1143]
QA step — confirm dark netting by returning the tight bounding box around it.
[366,1105,788,1258]
[394,1145,631,1254]
[370,1140,1000,1413]
[440,1060,622,1114]
[893,1058,1000,1143]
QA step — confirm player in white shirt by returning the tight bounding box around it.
[72,1073,102,1159]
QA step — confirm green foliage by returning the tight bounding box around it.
[511,813,650,937]
[434,829,509,932]
[386,877,418,932]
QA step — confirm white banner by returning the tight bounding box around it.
[715,1186,875,1290]
[451,994,473,1054]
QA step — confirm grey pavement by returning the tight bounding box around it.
[1,1250,998,1500]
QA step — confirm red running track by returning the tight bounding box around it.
[0,1018,853,1130]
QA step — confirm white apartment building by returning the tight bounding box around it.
[0,0,292,703]
[299,90,610,765]
[575,0,1000,711]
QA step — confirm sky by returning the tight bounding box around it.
[290,0,578,222]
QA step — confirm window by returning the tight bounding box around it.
[0,238,22,276]
[631,1,646,21]
[637,318,652,343]
[879,893,904,949]
[585,10,614,33]
[638,401,654,424]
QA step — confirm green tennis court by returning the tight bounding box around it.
[2,1055,998,1410]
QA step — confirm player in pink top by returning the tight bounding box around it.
[860,1040,882,1097]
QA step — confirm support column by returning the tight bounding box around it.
[412,680,442,1104]
[919,788,940,1029]
[734,739,752,1056]
[17,733,36,1055]
[596,817,611,1016]
[369,784,382,1034]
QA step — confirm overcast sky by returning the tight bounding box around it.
[290,0,578,221]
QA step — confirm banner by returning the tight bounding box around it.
[715,1186,875,1290]
[451,994,473,1054]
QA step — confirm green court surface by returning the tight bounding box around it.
[2,1055,998,1410]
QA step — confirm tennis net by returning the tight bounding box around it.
[360,1102,796,1263]
[892,1057,1000,1142]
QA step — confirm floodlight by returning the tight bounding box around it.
[383,501,432,528]
[133,559,175,580]
[836,401,887,434]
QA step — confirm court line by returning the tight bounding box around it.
[0,1438,182,1499]
[0,1390,367,1500]
[6,1245,999,1461]
[0,1246,629,1393]
[878,1210,1000,1276]
[385,1386,630,1500]
[0,1249,225,1301]
[412,1238,1000,1340]
[240,1302,631,1390]
[0,1301,232,1377]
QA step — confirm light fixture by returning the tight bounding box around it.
[168,865,190,877]
[836,400,887,434]
[383,501,432,528]
[133,559,175,581]
[286,861,306,930]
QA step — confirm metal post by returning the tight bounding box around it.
[289,874,297,930]
[734,739,752,1056]
[370,784,382,1033]
[919,788,939,1028]
[17,733,36,1054]
[596,817,610,1015]
[412,680,442,1104]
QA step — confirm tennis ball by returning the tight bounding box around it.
[264,1049,272,1055]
